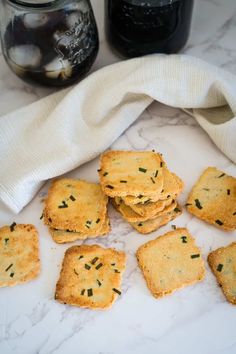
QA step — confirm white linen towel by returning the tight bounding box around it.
[0,54,236,213]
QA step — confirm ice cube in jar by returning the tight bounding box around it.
[1,0,99,87]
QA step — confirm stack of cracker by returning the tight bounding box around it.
[43,178,110,243]
[99,150,183,234]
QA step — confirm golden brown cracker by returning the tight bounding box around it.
[44,179,108,233]
[55,244,126,310]
[136,228,205,298]
[129,197,174,218]
[99,150,164,197]
[123,169,183,205]
[0,223,40,287]
[49,215,110,244]
[186,167,236,231]
[130,206,182,234]
[208,243,236,305]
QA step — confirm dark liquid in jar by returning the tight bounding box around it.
[4,8,99,86]
[106,0,194,57]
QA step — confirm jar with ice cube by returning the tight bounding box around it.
[0,0,99,86]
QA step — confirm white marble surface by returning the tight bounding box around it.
[0,1,236,353]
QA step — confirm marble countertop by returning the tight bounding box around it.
[0,1,236,353]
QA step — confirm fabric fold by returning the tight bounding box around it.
[0,54,236,213]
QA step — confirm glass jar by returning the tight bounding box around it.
[0,0,99,86]
[106,0,194,58]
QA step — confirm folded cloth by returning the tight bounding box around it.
[0,54,236,213]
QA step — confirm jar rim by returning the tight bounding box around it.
[7,0,57,8]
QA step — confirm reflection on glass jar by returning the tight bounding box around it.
[0,0,99,86]
[106,0,194,58]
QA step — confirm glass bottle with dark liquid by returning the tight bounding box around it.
[0,0,99,87]
[106,0,194,57]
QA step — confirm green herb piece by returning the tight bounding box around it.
[10,273,14,278]
[138,195,143,199]
[103,172,108,176]
[150,177,156,184]
[111,263,115,266]
[74,269,79,275]
[5,263,13,272]
[85,264,91,270]
[79,255,84,260]
[106,185,114,189]
[160,162,163,168]
[97,279,102,287]
[91,257,99,265]
[185,203,192,207]
[86,220,92,225]
[217,264,223,272]
[85,224,90,229]
[181,236,187,243]
[195,199,203,209]
[87,288,93,297]
[203,188,210,191]
[171,225,176,230]
[112,288,121,295]
[144,199,151,204]
[120,180,127,183]
[161,189,164,193]
[155,170,159,177]
[40,214,44,220]
[191,254,200,259]
[215,219,224,226]
[66,229,72,232]
[138,223,143,227]
[152,149,155,152]
[174,207,181,213]
[96,218,100,224]
[95,263,103,270]
[4,238,9,245]
[138,167,147,173]
[167,195,170,198]
[114,269,120,273]
[218,173,225,178]
[81,289,85,295]
[10,222,16,232]
[69,195,76,201]
[58,201,68,209]
[227,189,230,195]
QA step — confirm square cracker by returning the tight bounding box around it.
[208,243,236,305]
[55,244,126,310]
[122,169,183,205]
[0,224,40,287]
[136,228,205,298]
[112,197,177,223]
[44,179,108,233]
[186,167,236,231]
[49,215,110,244]
[99,150,164,197]
[128,197,174,218]
[130,206,182,234]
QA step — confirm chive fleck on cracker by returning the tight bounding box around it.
[43,179,109,238]
[55,244,126,310]
[208,243,236,305]
[130,206,182,234]
[0,224,40,288]
[49,215,110,244]
[99,150,164,197]
[186,167,236,231]
[136,228,205,298]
